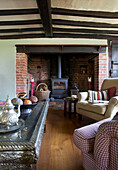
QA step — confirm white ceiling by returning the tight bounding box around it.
[52,0,118,12]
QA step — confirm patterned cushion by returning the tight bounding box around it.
[94,90,108,100]
[88,90,108,101]
[104,87,116,100]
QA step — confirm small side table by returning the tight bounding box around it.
[64,97,78,118]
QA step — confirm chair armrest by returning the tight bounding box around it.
[105,96,118,119]
[73,118,111,153]
[94,120,118,168]
[73,122,101,153]
[77,92,88,101]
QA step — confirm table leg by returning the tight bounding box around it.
[44,124,46,133]
[69,101,72,118]
[64,100,67,116]
[74,102,76,114]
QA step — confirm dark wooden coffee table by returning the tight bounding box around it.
[64,97,78,118]
[0,101,49,170]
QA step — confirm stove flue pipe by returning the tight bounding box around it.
[58,55,62,78]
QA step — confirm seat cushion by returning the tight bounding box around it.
[77,101,109,115]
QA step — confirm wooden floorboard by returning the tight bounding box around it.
[36,102,95,170]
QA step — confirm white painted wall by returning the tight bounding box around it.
[0,38,107,100]
[0,42,16,100]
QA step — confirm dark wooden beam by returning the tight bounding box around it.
[52,8,118,19]
[16,45,100,54]
[53,33,118,40]
[0,8,39,16]
[0,27,43,33]
[0,32,118,40]
[36,0,52,37]
[1,7,118,19]
[53,19,118,28]
[0,26,118,35]
[53,27,118,34]
[0,33,45,39]
[0,19,42,26]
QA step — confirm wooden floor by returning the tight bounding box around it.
[36,102,95,170]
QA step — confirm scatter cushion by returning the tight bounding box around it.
[88,90,108,101]
[94,90,108,100]
[104,87,116,100]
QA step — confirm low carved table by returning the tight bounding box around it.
[0,101,49,170]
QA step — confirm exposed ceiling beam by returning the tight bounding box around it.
[0,19,42,26]
[0,33,45,39]
[53,19,118,28]
[52,8,118,19]
[53,33,118,40]
[36,0,52,37]
[0,27,43,33]
[1,27,118,35]
[53,27,118,34]
[1,7,118,19]
[0,8,39,16]
[0,32,118,40]
[1,18,118,28]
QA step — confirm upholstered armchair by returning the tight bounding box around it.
[76,78,118,121]
[73,118,118,170]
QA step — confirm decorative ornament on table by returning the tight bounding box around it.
[18,92,27,100]
[88,77,92,90]
[30,77,34,97]
[11,98,23,105]
[23,99,32,105]
[0,96,21,126]
[29,96,38,103]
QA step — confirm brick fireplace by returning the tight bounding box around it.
[16,46,108,97]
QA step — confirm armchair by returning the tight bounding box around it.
[76,78,118,121]
[73,118,118,170]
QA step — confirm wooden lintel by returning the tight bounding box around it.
[16,45,100,54]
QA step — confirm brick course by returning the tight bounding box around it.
[16,53,32,97]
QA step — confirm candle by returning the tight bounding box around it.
[31,77,34,82]
[30,77,34,97]
[88,77,91,82]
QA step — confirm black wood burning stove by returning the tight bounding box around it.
[51,55,68,98]
[51,78,68,98]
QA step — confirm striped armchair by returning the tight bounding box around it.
[73,118,118,170]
